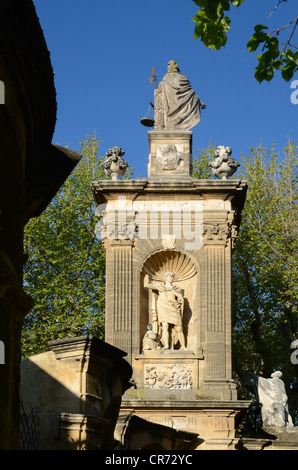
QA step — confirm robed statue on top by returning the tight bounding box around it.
[154,60,206,131]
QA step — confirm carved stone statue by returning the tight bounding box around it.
[154,60,206,131]
[142,324,162,351]
[144,272,186,350]
[256,371,294,428]
[208,146,240,180]
[101,146,129,180]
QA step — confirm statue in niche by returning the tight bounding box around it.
[142,324,162,351]
[256,371,294,428]
[144,272,186,350]
[154,60,206,131]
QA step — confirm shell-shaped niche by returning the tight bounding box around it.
[142,250,196,282]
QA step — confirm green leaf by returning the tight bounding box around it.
[231,0,244,5]
[193,13,230,49]
[247,25,269,52]
[192,1,237,48]
[281,63,295,81]
[253,24,268,33]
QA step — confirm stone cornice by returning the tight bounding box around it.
[92,178,247,202]
[121,399,251,410]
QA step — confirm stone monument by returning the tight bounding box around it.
[92,61,250,450]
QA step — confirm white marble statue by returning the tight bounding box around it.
[256,371,294,428]
[144,272,186,350]
[154,60,206,131]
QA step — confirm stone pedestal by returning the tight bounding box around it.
[147,130,192,179]
[92,131,250,449]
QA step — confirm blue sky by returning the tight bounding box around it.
[33,0,298,178]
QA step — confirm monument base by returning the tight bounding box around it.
[120,397,250,450]
[239,427,298,450]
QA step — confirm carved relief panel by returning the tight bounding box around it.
[144,364,193,389]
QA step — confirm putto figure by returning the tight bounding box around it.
[101,146,129,180]
[142,324,162,352]
[154,60,206,131]
[209,145,240,180]
[144,272,186,350]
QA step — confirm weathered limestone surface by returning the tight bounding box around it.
[20,335,132,450]
[92,128,251,450]
[147,130,193,179]
[115,413,199,450]
[239,427,298,450]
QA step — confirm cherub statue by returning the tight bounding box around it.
[101,146,129,179]
[209,145,240,179]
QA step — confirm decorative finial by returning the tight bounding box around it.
[209,146,240,179]
[101,146,129,180]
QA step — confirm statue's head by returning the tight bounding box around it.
[271,371,282,379]
[167,60,180,73]
[164,272,175,283]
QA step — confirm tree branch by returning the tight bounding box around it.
[268,0,289,19]
[269,16,298,51]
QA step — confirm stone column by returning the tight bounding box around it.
[202,213,237,400]
[105,239,133,363]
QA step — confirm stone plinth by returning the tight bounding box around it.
[20,335,132,450]
[148,130,192,179]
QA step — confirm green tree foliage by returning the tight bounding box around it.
[22,134,133,357]
[192,0,298,82]
[232,142,298,419]
[192,140,218,178]
[193,141,298,422]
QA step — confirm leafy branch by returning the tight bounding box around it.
[192,0,298,82]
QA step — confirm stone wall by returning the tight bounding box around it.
[20,335,132,450]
